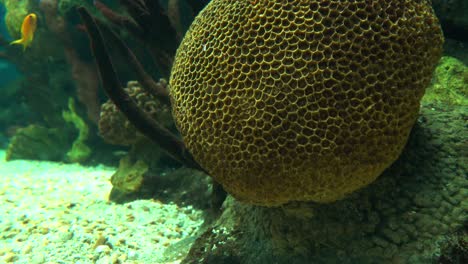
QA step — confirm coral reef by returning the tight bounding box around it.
[78,6,203,171]
[62,98,91,163]
[99,80,174,146]
[0,0,121,165]
[5,124,68,161]
[0,79,30,137]
[107,136,213,211]
[39,0,102,124]
[423,56,468,106]
[111,155,149,194]
[97,78,213,209]
[0,0,70,128]
[0,0,29,39]
[77,1,465,261]
[183,102,468,263]
[170,0,443,205]
[93,0,190,77]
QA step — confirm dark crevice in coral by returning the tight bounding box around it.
[94,18,171,106]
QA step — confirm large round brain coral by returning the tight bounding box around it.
[169,0,443,205]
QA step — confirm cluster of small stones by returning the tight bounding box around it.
[0,153,204,263]
[99,80,173,146]
[170,0,443,205]
[183,102,467,263]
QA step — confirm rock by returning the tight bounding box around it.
[423,56,468,106]
[182,102,468,263]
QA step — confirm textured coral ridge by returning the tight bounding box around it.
[99,81,173,146]
[170,0,443,205]
[183,102,468,263]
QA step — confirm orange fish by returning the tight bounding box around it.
[10,13,37,51]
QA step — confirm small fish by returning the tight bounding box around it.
[10,13,37,51]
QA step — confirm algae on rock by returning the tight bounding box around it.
[111,155,149,194]
[183,102,468,263]
[62,97,92,163]
[0,0,30,38]
[423,56,468,106]
[6,124,68,161]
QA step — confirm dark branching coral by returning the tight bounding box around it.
[99,80,173,146]
[77,7,203,172]
[94,0,190,77]
[170,0,444,205]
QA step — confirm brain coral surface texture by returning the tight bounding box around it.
[170,0,443,205]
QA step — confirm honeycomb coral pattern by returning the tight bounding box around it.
[170,0,443,205]
[99,81,173,146]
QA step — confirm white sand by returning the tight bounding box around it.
[0,150,204,264]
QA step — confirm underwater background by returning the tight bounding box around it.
[0,0,466,263]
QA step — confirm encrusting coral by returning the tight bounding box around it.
[5,124,68,161]
[170,0,444,205]
[62,97,91,163]
[183,101,468,263]
[39,0,102,124]
[99,80,174,146]
[77,0,464,262]
[0,0,110,164]
[423,56,468,106]
[0,0,29,39]
[111,155,149,194]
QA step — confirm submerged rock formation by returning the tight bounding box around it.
[183,101,468,263]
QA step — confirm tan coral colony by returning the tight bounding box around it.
[169,0,444,206]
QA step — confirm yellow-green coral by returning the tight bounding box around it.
[62,97,91,163]
[423,56,468,106]
[111,156,149,193]
[1,0,31,38]
[5,124,67,161]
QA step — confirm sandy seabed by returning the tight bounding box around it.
[0,150,204,264]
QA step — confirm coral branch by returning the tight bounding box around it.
[40,0,101,123]
[65,48,101,123]
[95,0,177,77]
[94,19,171,106]
[94,0,143,39]
[77,7,202,171]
